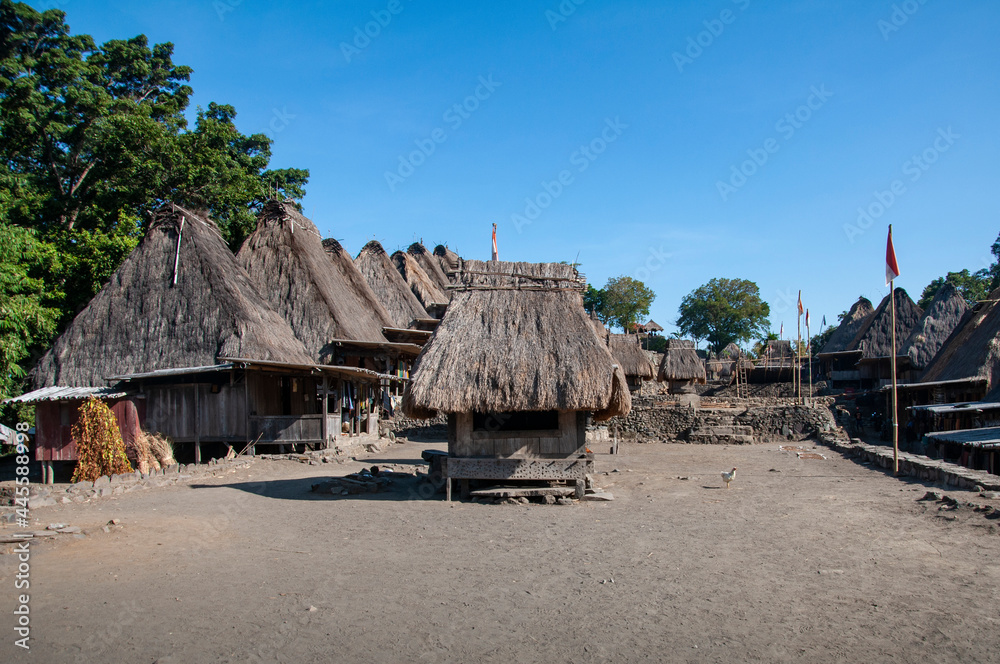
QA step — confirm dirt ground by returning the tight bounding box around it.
[3,438,1000,663]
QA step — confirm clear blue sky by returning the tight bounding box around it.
[34,0,1000,341]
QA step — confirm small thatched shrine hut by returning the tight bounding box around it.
[402,260,631,500]
[408,242,452,295]
[356,240,432,329]
[643,320,664,335]
[657,339,707,394]
[608,334,656,393]
[433,244,462,283]
[392,249,449,314]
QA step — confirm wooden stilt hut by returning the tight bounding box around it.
[24,204,380,465]
[608,333,656,393]
[657,339,707,394]
[402,260,631,500]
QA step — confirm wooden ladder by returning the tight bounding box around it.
[734,357,749,400]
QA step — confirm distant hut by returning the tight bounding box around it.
[751,340,796,383]
[852,289,923,388]
[21,204,382,469]
[899,283,969,374]
[643,320,664,335]
[706,343,743,382]
[356,240,431,329]
[392,249,449,315]
[237,200,394,360]
[433,244,462,284]
[816,297,875,381]
[657,339,707,394]
[608,333,656,393]
[402,260,631,500]
[408,242,452,295]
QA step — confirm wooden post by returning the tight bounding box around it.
[194,383,202,464]
[320,374,329,449]
[891,281,899,475]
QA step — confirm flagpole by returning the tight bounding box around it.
[797,291,802,405]
[807,314,813,405]
[888,224,899,476]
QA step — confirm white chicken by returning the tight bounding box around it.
[721,467,737,489]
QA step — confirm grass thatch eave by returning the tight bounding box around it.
[402,260,630,419]
[922,287,1000,388]
[236,201,392,362]
[657,339,707,383]
[900,283,969,370]
[408,242,452,295]
[31,203,313,388]
[392,250,449,309]
[820,297,875,355]
[355,240,430,329]
[609,334,655,379]
[433,244,462,283]
[849,288,923,360]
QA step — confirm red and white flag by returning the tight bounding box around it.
[779,322,784,339]
[797,290,804,316]
[491,223,498,261]
[886,224,900,286]
[805,309,810,329]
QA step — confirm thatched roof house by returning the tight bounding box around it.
[900,283,969,371]
[31,204,313,388]
[819,297,875,355]
[851,289,923,360]
[403,260,630,421]
[608,334,656,390]
[433,244,462,283]
[392,249,449,311]
[408,242,452,295]
[657,339,707,392]
[643,320,664,334]
[921,287,1000,391]
[355,240,430,329]
[235,200,393,362]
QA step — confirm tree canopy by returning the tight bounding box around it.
[676,278,770,354]
[587,276,655,333]
[918,269,991,308]
[0,0,309,404]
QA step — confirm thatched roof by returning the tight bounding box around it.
[758,339,795,366]
[433,244,462,283]
[643,320,664,333]
[402,260,630,421]
[849,288,923,360]
[236,201,392,362]
[921,288,1000,388]
[31,204,313,388]
[608,334,655,379]
[392,250,449,309]
[657,339,707,383]
[719,342,742,360]
[355,240,430,329]
[900,283,969,370]
[819,297,875,355]
[589,316,609,342]
[408,243,452,295]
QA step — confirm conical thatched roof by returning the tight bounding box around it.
[922,288,1000,388]
[608,334,656,379]
[408,243,451,295]
[719,342,742,360]
[392,250,449,309]
[900,283,969,370]
[819,297,875,355]
[657,339,707,383]
[643,320,664,333]
[589,316,609,342]
[849,289,923,360]
[433,244,462,283]
[31,204,313,388]
[402,260,630,421]
[236,201,391,362]
[355,240,430,329]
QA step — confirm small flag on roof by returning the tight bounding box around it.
[492,223,498,261]
[886,224,900,286]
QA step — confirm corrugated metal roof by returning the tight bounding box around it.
[107,363,236,380]
[4,386,130,404]
[910,401,1000,414]
[925,427,1000,449]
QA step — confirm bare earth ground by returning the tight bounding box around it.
[2,438,1000,664]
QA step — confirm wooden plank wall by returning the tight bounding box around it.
[450,410,586,458]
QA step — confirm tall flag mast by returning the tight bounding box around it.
[797,291,804,404]
[491,223,499,262]
[806,308,812,404]
[886,224,901,475]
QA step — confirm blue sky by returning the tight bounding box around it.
[35,0,1000,341]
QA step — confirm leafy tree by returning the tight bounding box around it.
[918,269,991,308]
[677,277,770,354]
[600,276,655,333]
[583,284,605,319]
[810,325,835,357]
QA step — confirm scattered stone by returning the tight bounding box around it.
[556,497,574,505]
[583,491,614,502]
[769,469,780,473]
[544,495,556,505]
[920,491,944,502]
[109,519,121,525]
[47,523,68,530]
[28,496,56,509]
[308,605,317,612]
[57,526,82,534]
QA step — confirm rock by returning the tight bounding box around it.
[919,491,944,502]
[99,488,113,498]
[57,526,82,534]
[556,497,574,505]
[308,605,317,612]
[47,523,68,530]
[583,492,614,501]
[544,495,556,505]
[94,476,111,487]
[59,497,72,504]
[28,496,57,509]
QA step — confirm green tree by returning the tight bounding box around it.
[583,284,605,319]
[677,278,770,354]
[810,325,835,357]
[918,269,991,308]
[600,276,655,332]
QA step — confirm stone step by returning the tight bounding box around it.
[692,425,755,436]
[686,432,756,445]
